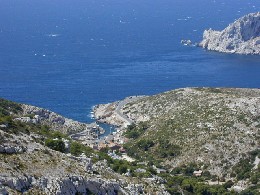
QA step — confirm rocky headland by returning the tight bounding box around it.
[94,87,260,193]
[199,12,260,55]
[20,104,91,134]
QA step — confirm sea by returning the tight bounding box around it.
[0,0,260,125]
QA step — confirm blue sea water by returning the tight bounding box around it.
[0,0,260,123]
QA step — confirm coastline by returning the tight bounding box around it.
[93,96,146,128]
[91,96,145,152]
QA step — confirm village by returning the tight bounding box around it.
[12,110,133,162]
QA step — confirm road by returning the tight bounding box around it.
[114,96,144,127]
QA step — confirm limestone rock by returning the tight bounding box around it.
[0,187,8,195]
[0,175,137,195]
[21,104,89,134]
[0,145,26,154]
[0,176,32,192]
[199,12,260,55]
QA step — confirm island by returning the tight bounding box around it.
[199,12,260,55]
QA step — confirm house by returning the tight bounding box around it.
[193,170,203,177]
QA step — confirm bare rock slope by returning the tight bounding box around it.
[200,12,260,55]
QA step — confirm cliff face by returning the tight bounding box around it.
[200,12,260,55]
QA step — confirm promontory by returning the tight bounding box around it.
[199,12,260,55]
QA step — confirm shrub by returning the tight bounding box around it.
[70,141,84,156]
[137,139,154,151]
[232,158,253,180]
[0,98,22,117]
[70,141,93,156]
[45,139,65,153]
[157,139,181,158]
[223,180,234,189]
[250,173,260,184]
[111,159,129,174]
[123,122,149,139]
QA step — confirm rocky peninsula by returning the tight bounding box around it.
[199,12,260,55]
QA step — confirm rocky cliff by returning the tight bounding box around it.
[199,12,260,55]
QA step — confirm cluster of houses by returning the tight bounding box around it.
[70,123,105,147]
[70,123,129,159]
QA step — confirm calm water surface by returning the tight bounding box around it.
[0,0,260,122]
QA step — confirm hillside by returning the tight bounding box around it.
[199,12,260,55]
[0,98,168,194]
[1,88,260,194]
[94,87,260,193]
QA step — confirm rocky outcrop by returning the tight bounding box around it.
[0,145,26,154]
[199,12,260,55]
[0,176,33,192]
[39,176,123,195]
[0,125,167,194]
[0,175,143,195]
[21,104,88,134]
[0,184,8,195]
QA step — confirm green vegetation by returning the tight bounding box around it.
[0,98,96,157]
[124,137,181,162]
[171,163,200,176]
[199,88,223,94]
[240,185,260,195]
[232,158,253,180]
[160,173,238,195]
[137,139,154,151]
[0,98,22,117]
[108,159,156,177]
[161,150,258,195]
[110,159,129,174]
[231,149,260,183]
[157,139,181,158]
[120,88,260,194]
[70,141,93,156]
[45,138,66,153]
[123,122,149,139]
